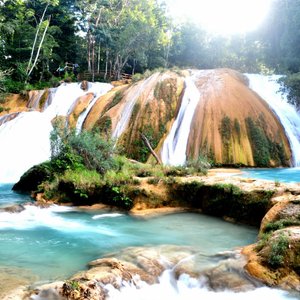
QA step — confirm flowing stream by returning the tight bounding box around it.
[246,74,300,166]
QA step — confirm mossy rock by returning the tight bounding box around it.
[13,163,52,192]
[257,227,300,274]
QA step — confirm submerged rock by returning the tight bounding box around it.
[30,245,260,299]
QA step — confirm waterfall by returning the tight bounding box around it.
[112,74,156,140]
[161,72,201,166]
[76,82,113,133]
[246,74,300,166]
[0,82,111,183]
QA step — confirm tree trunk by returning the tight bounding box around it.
[26,2,49,77]
[140,133,162,165]
[97,41,101,74]
[87,32,92,73]
[27,16,51,78]
[104,49,109,80]
[132,59,137,75]
[92,36,95,82]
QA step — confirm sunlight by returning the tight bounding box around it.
[167,0,273,35]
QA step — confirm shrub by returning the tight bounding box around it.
[50,119,115,174]
[268,233,289,268]
[186,155,211,174]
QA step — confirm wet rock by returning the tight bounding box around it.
[13,163,51,192]
[80,81,89,91]
[260,198,300,233]
[244,227,300,291]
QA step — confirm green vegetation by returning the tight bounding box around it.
[14,120,212,209]
[279,74,300,109]
[264,219,300,234]
[268,233,289,268]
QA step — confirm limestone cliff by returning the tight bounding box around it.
[187,69,291,166]
[83,69,291,166]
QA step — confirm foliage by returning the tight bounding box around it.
[245,117,270,166]
[268,233,289,268]
[50,119,115,174]
[185,155,211,175]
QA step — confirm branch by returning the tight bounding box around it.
[140,133,162,165]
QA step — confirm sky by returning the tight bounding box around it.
[163,0,273,35]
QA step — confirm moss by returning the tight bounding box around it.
[219,116,233,164]
[233,118,241,141]
[245,116,288,167]
[39,89,49,109]
[94,116,112,138]
[263,219,300,233]
[104,90,124,112]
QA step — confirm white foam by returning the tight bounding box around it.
[92,213,124,220]
[0,205,116,236]
[105,271,297,300]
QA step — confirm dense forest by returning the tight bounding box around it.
[1,0,300,104]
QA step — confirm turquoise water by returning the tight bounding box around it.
[0,184,31,208]
[240,168,300,183]
[0,185,257,282]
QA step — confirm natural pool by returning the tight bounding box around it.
[0,184,298,299]
[0,185,257,281]
[239,168,300,183]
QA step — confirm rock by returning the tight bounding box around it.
[2,204,26,213]
[13,163,51,192]
[244,227,300,291]
[67,93,94,128]
[260,198,300,233]
[80,80,88,91]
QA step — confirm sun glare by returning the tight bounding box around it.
[168,0,272,35]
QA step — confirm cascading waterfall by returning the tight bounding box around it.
[112,74,156,140]
[0,82,112,183]
[76,83,113,133]
[246,74,300,166]
[161,71,201,165]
